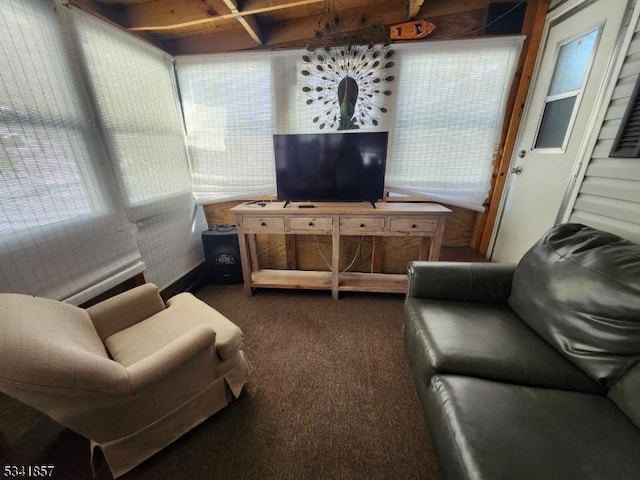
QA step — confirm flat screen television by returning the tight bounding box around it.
[274,131,388,204]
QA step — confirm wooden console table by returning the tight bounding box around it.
[231,201,452,298]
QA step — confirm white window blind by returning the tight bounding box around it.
[176,40,520,210]
[0,0,143,304]
[386,38,523,210]
[176,54,277,203]
[69,9,206,290]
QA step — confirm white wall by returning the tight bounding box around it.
[567,1,640,243]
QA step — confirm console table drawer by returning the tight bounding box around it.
[288,216,333,232]
[390,217,437,233]
[242,216,285,232]
[340,217,386,233]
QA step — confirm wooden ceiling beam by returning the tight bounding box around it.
[126,0,324,32]
[236,15,263,44]
[166,28,260,55]
[266,1,407,46]
[222,0,263,44]
[124,0,223,30]
[233,0,324,16]
[419,0,516,18]
[165,0,408,54]
[408,0,425,19]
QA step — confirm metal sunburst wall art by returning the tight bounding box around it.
[301,44,395,131]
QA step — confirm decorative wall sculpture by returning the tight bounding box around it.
[301,44,395,130]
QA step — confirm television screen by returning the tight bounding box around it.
[274,132,388,203]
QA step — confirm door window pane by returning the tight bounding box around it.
[534,96,577,148]
[549,29,599,95]
[534,27,601,150]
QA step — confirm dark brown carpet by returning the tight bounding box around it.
[1,285,440,480]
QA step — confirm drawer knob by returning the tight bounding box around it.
[411,224,417,229]
[308,222,314,226]
[360,223,365,228]
[260,221,267,227]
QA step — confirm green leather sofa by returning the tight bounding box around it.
[404,223,640,480]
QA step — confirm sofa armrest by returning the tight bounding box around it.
[407,261,516,303]
[125,324,217,392]
[87,283,166,340]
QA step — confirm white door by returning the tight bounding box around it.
[491,0,630,262]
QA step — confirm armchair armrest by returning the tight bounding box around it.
[87,283,165,340]
[125,324,216,392]
[407,261,516,304]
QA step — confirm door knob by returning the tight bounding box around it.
[511,166,523,175]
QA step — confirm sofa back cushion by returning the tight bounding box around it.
[508,223,640,389]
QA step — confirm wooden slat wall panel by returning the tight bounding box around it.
[256,233,289,270]
[568,13,640,244]
[440,206,477,246]
[381,237,422,273]
[204,200,240,226]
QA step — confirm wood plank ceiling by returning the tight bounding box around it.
[70,0,527,55]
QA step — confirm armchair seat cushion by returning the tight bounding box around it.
[405,299,602,394]
[105,293,244,366]
[425,375,640,480]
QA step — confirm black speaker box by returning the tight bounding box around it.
[202,225,243,284]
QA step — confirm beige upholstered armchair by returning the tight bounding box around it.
[0,284,252,478]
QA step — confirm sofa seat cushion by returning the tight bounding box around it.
[105,293,244,366]
[426,375,640,480]
[404,298,602,393]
